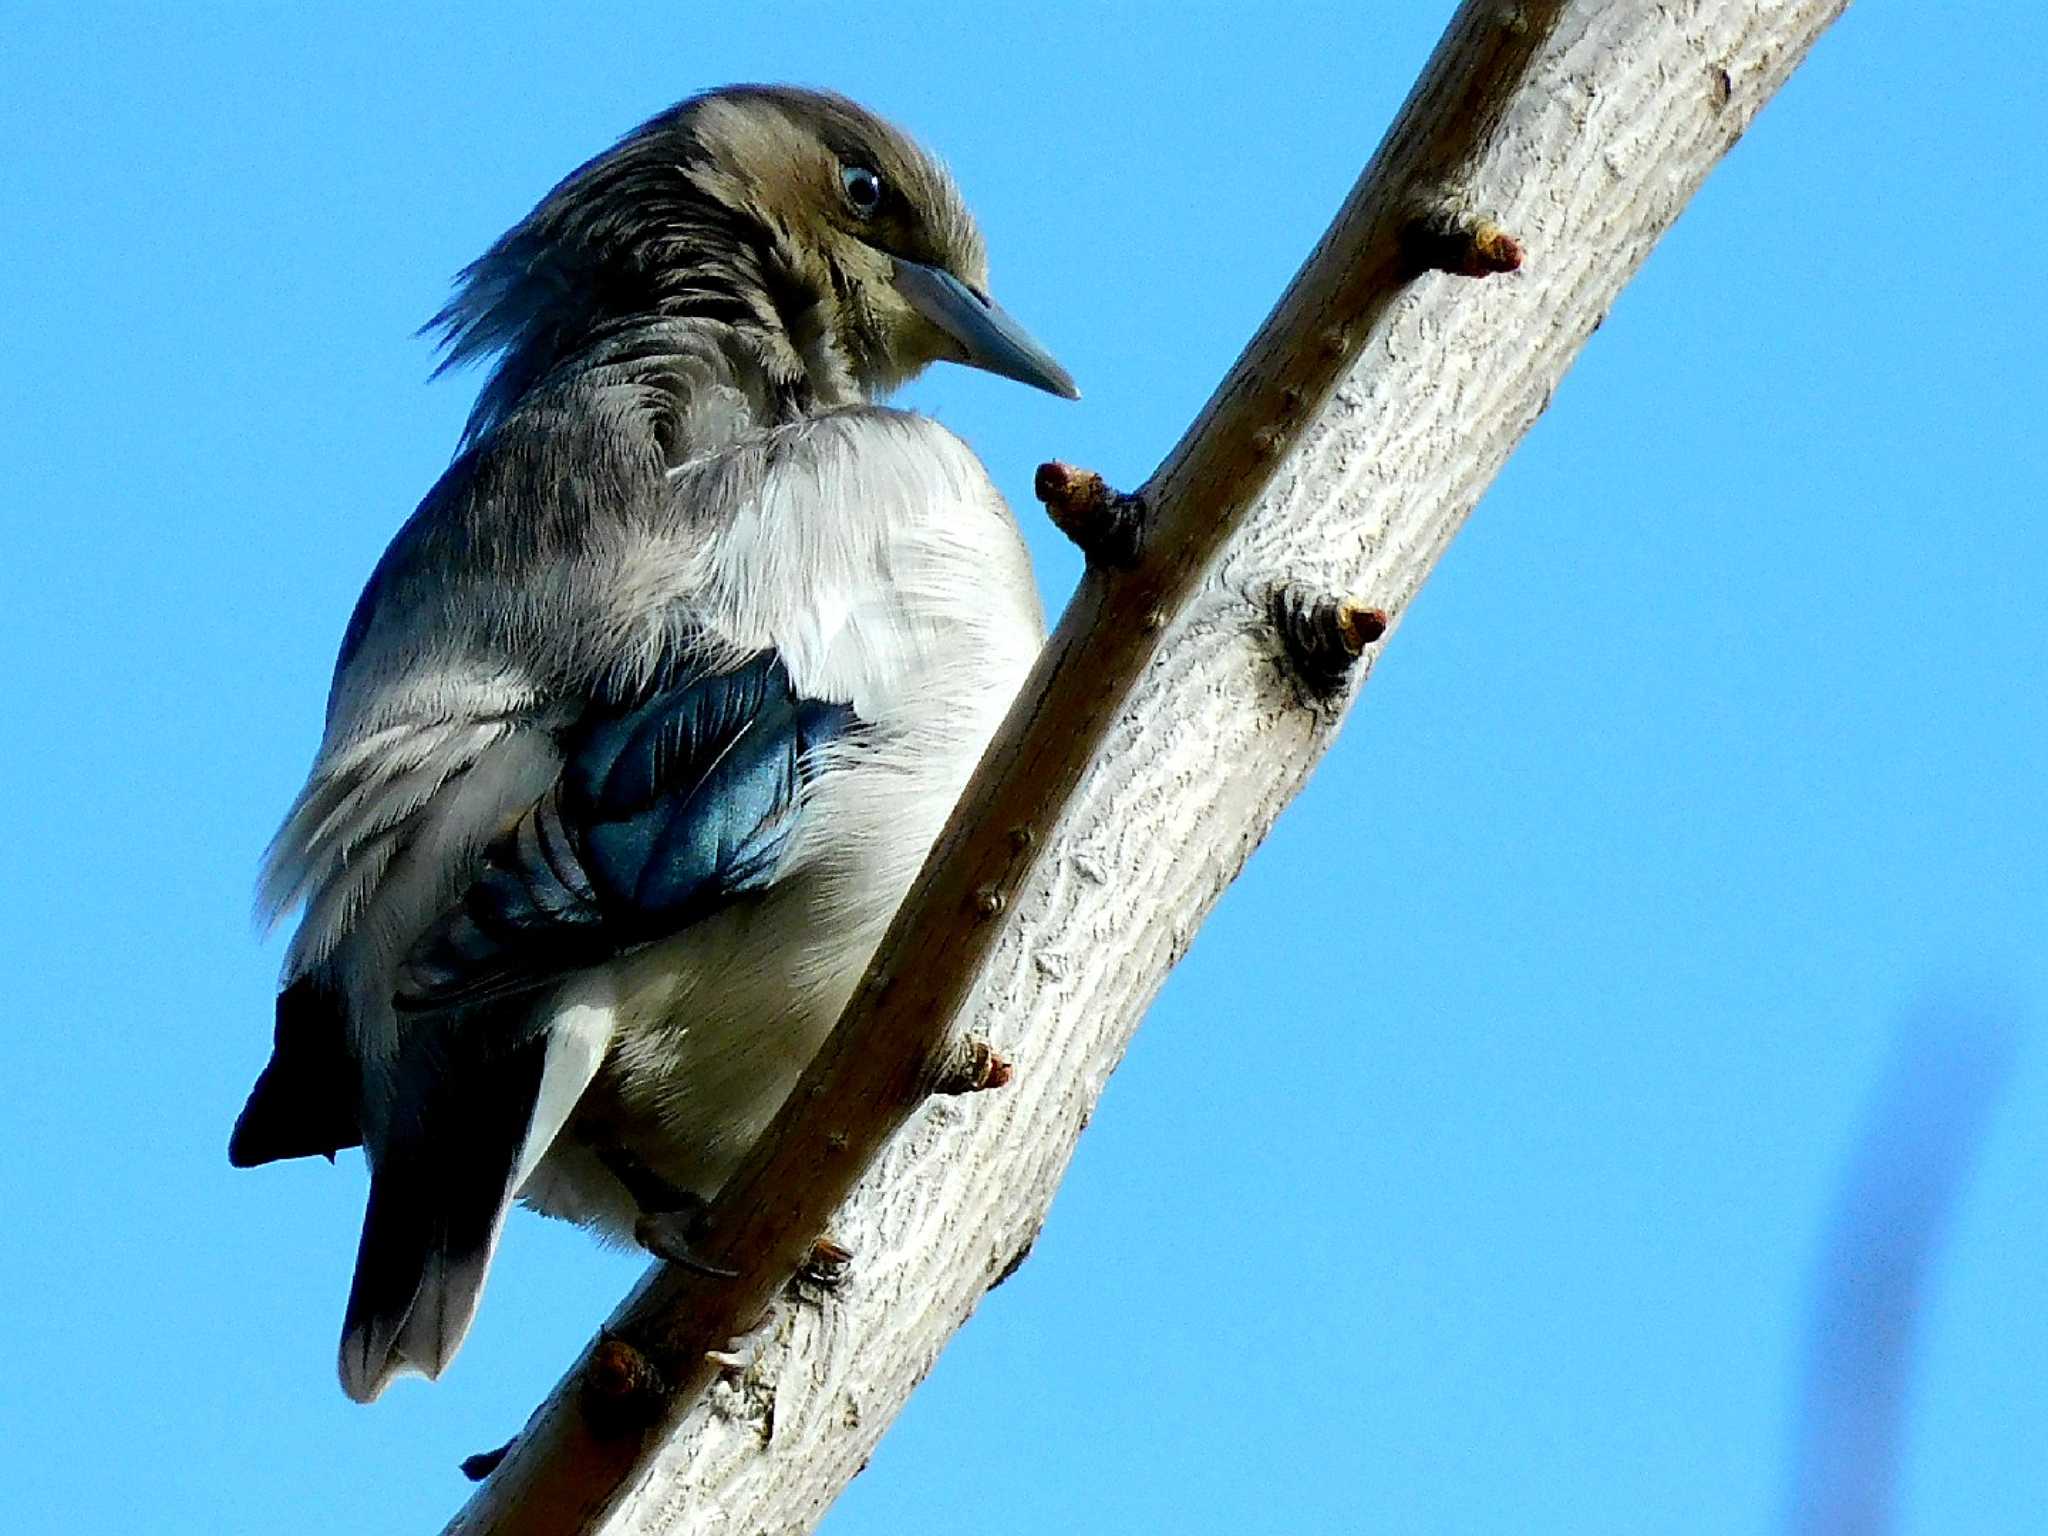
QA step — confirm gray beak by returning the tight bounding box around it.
[893,258,1080,401]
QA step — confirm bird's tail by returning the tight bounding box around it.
[338,1008,608,1403]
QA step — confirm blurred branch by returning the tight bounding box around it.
[1788,1009,2013,1535]
[448,2,1848,1531]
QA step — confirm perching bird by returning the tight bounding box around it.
[228,85,1074,1404]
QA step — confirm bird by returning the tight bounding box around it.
[227,84,1076,1404]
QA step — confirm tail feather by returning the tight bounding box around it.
[338,1036,548,1404]
[335,996,614,1403]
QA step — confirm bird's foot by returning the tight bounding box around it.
[635,1197,740,1279]
[594,1142,740,1279]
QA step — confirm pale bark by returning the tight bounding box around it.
[447,2,1848,1531]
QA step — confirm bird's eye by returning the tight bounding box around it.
[840,164,885,217]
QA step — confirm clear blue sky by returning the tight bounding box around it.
[4,4,2043,1532]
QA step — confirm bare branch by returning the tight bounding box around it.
[446,3,1848,1530]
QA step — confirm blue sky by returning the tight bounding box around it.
[4,4,2044,1532]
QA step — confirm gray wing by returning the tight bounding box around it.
[332,647,857,1400]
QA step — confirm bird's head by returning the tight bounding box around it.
[434,85,1076,437]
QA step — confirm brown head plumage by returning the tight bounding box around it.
[431,85,1072,443]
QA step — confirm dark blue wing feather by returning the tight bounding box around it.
[395,652,855,1012]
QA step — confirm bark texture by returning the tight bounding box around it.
[447,2,1847,1530]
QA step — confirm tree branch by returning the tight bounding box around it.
[445,3,1847,1530]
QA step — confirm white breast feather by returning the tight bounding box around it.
[264,407,1042,1230]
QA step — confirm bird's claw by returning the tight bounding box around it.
[635,1203,740,1279]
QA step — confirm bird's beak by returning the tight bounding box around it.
[893,258,1080,401]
